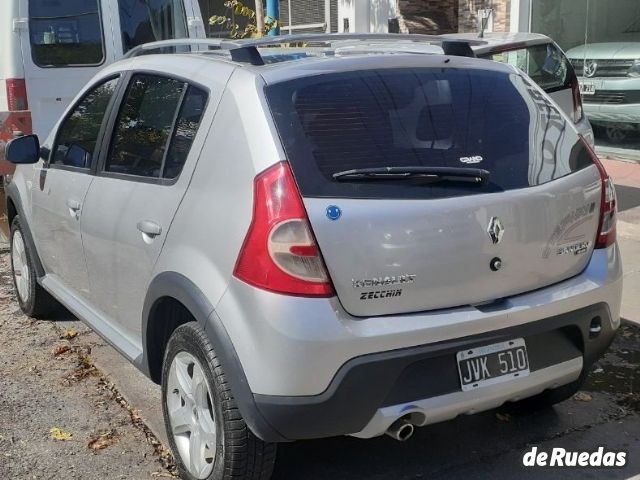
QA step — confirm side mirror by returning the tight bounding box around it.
[6,135,41,164]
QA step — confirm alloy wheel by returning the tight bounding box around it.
[166,351,217,479]
[12,230,30,304]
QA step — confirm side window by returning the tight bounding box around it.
[29,0,105,67]
[106,75,207,179]
[164,86,208,179]
[52,78,119,169]
[118,0,188,53]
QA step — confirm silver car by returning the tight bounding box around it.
[4,34,622,480]
[567,42,640,140]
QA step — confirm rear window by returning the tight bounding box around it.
[118,0,189,53]
[266,68,592,200]
[481,43,573,93]
[29,0,105,67]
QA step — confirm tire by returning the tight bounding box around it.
[502,372,586,414]
[162,322,277,480]
[10,216,57,318]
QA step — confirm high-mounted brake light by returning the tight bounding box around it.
[234,162,334,297]
[580,137,616,249]
[6,79,29,111]
[570,75,584,123]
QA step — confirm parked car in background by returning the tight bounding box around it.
[0,0,205,175]
[566,42,640,143]
[4,34,622,480]
[444,33,595,146]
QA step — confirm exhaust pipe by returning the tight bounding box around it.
[385,418,415,442]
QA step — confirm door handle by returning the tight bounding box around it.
[66,198,81,218]
[137,220,162,238]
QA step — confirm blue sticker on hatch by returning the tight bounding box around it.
[326,205,342,221]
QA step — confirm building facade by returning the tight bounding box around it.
[198,0,640,54]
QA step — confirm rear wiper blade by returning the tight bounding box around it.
[332,166,490,185]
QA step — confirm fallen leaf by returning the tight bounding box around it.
[88,429,118,450]
[52,345,71,357]
[62,350,101,383]
[130,409,141,423]
[79,353,94,370]
[573,391,593,402]
[49,427,72,441]
[495,412,511,422]
[60,329,78,340]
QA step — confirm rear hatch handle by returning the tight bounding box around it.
[332,166,490,185]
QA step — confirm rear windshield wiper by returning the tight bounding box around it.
[332,166,490,185]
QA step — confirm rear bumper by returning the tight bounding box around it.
[254,302,612,440]
[214,245,622,442]
[355,358,583,438]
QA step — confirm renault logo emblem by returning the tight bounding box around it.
[584,60,598,78]
[487,217,504,245]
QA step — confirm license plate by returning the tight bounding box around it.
[457,338,530,392]
[579,82,596,95]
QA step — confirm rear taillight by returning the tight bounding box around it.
[233,162,334,297]
[581,137,617,249]
[6,79,29,111]
[570,75,584,123]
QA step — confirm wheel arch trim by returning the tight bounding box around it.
[5,182,45,278]
[142,271,287,442]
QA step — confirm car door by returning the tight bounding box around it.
[18,0,118,139]
[31,76,121,299]
[81,73,208,338]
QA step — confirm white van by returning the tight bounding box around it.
[0,0,205,174]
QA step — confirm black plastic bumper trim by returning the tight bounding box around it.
[253,303,615,441]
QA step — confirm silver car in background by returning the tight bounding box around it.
[445,32,595,146]
[567,42,640,141]
[4,35,622,480]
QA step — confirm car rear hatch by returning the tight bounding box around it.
[265,61,602,317]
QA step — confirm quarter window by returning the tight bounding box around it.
[106,75,206,179]
[164,86,208,179]
[52,78,119,169]
[29,0,105,67]
[118,0,188,53]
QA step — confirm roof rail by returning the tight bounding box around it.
[124,34,486,66]
[124,39,224,59]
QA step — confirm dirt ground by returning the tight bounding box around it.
[0,251,175,480]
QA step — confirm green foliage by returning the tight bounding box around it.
[209,1,279,39]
